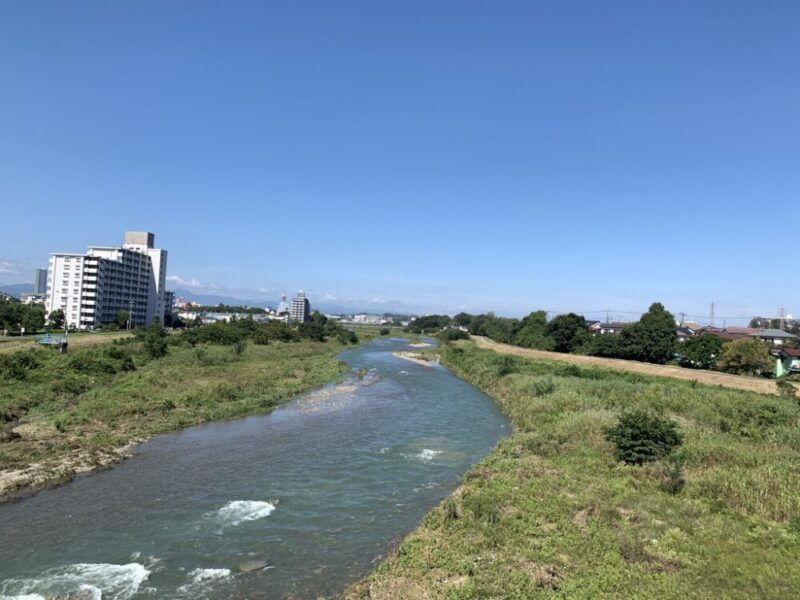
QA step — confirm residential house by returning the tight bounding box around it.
[774,348,800,377]
[753,329,799,347]
[590,322,631,335]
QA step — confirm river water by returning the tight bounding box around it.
[0,338,508,599]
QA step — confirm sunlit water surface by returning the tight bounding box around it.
[0,338,508,599]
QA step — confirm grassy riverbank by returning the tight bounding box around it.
[0,337,349,498]
[346,341,800,599]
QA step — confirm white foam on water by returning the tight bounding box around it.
[0,563,149,600]
[417,449,442,462]
[0,595,46,600]
[188,568,231,583]
[215,500,276,526]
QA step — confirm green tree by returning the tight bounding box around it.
[621,303,677,364]
[514,310,555,350]
[716,338,773,376]
[115,310,130,329]
[587,332,624,358]
[679,334,723,369]
[48,309,65,330]
[406,315,451,334]
[20,304,45,334]
[452,312,474,328]
[546,313,589,353]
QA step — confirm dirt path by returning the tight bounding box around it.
[472,336,796,395]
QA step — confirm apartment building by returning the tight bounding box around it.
[46,231,168,330]
[290,290,311,323]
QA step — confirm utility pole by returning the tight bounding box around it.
[710,302,715,328]
[679,312,686,327]
[780,307,785,331]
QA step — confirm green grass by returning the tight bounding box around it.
[346,341,800,599]
[0,337,348,495]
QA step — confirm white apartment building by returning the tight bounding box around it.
[46,231,168,330]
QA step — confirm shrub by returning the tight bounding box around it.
[660,451,686,494]
[232,339,247,356]
[605,410,683,465]
[337,329,358,345]
[0,351,41,380]
[776,378,798,400]
[437,328,470,342]
[379,328,391,336]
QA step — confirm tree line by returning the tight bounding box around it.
[407,303,783,377]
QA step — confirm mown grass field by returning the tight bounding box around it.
[346,341,800,599]
[0,337,349,497]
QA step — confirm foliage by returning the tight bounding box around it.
[69,346,136,375]
[379,328,391,336]
[679,334,723,369]
[468,313,520,344]
[135,324,168,358]
[716,338,773,376]
[0,299,46,334]
[546,312,589,353]
[586,332,625,357]
[452,312,473,328]
[514,310,555,350]
[605,409,683,465]
[115,310,130,329]
[0,350,41,380]
[436,328,470,342]
[406,315,451,334]
[48,309,65,329]
[776,378,798,400]
[620,302,678,364]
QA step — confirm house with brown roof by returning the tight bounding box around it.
[774,348,800,377]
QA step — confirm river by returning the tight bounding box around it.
[0,337,508,599]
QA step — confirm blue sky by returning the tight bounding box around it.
[1,1,798,321]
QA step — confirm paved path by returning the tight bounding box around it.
[471,336,796,395]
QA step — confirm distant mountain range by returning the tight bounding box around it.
[172,289,412,316]
[0,283,413,316]
[0,283,32,298]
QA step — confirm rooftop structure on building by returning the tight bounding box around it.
[45,231,168,330]
[290,290,311,323]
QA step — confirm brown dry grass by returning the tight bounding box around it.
[471,336,797,395]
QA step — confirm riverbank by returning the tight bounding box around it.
[345,340,800,599]
[393,351,439,367]
[0,339,348,500]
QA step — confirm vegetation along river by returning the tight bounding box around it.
[0,337,509,599]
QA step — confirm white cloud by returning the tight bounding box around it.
[166,274,202,288]
[323,293,338,301]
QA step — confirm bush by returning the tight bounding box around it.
[437,328,470,342]
[135,325,168,359]
[776,378,798,400]
[0,351,41,380]
[660,451,686,494]
[68,346,135,376]
[379,328,391,336]
[337,329,358,345]
[605,410,683,465]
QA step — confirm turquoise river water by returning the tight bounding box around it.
[0,337,509,599]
